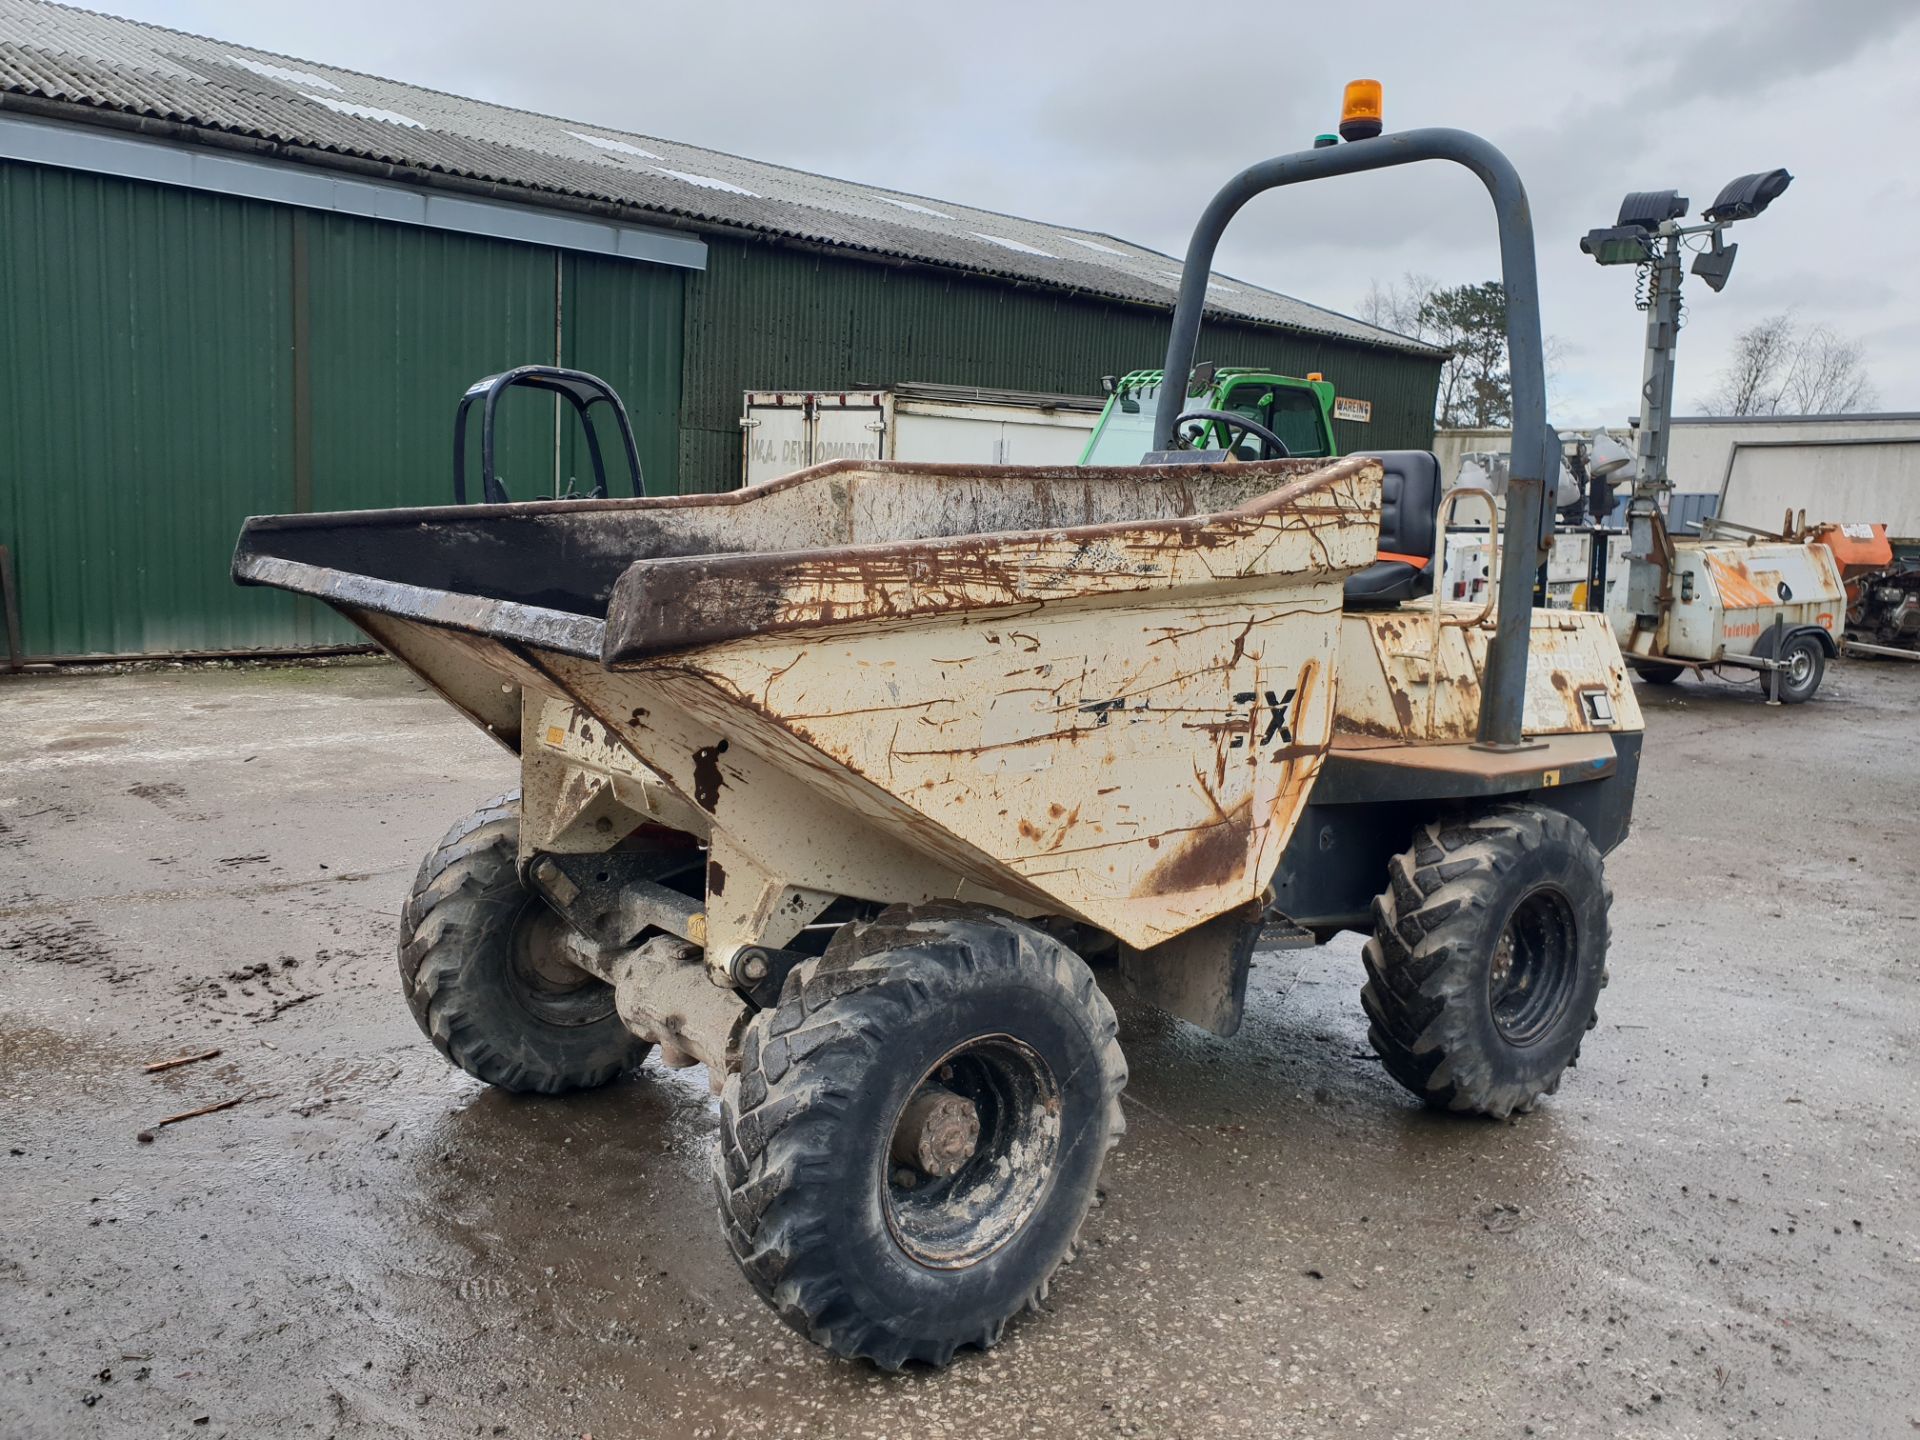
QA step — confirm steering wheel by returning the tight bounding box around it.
[1170,408,1291,458]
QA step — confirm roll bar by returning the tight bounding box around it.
[1155,128,1553,750]
[453,365,645,505]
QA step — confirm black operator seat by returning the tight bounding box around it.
[1342,450,1442,607]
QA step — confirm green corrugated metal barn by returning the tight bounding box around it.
[0,0,1442,661]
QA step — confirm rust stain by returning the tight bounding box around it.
[558,769,596,814]
[1292,657,1320,738]
[1333,714,1402,741]
[1018,804,1082,853]
[1706,553,1779,611]
[603,458,1381,663]
[1140,797,1254,894]
[707,859,728,898]
[1388,682,1415,731]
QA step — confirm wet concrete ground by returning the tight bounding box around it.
[2,657,1916,1439]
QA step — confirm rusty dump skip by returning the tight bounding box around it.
[602,458,1380,661]
[235,455,1383,953]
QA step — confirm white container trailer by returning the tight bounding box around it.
[740,383,1102,487]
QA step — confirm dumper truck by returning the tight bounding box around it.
[234,92,1641,1369]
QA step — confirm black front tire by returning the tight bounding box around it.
[715,904,1127,1369]
[1361,805,1611,1119]
[1775,633,1825,704]
[399,792,647,1093]
[1636,662,1685,685]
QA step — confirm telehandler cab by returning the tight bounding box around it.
[233,88,1640,1368]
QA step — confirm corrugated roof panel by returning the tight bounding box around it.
[0,0,1441,357]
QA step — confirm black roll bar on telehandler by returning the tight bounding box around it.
[453,365,645,506]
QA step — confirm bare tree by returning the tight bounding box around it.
[1359,271,1438,338]
[1778,325,1877,414]
[1706,315,1792,416]
[1701,313,1878,416]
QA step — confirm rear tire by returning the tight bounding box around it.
[714,903,1127,1369]
[1636,662,1684,685]
[1361,805,1611,1119]
[399,792,647,1093]
[1775,633,1825,704]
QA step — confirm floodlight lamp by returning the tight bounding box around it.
[1587,429,1634,480]
[1704,168,1792,223]
[1615,189,1689,232]
[1580,224,1655,266]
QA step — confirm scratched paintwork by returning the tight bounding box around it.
[236,451,1686,980]
[602,459,1379,661]
[232,450,1654,971]
[589,460,1381,948]
[243,456,1381,966]
[1333,606,1643,746]
[583,461,1374,955]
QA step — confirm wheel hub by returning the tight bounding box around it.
[891,1086,982,1178]
[1487,886,1580,1048]
[1489,932,1515,990]
[881,1036,1060,1270]
[507,904,618,1026]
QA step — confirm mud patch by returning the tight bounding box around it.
[1,914,110,966]
[0,913,148,985]
[691,740,729,812]
[0,801,75,847]
[175,946,382,1024]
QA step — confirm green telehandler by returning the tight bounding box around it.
[1080,364,1340,464]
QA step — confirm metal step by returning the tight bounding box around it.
[1255,917,1318,950]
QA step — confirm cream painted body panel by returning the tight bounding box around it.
[279,455,1639,984]
[341,459,1381,972]
[1333,605,1641,745]
[596,465,1381,957]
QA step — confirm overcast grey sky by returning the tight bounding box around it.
[107,0,1920,426]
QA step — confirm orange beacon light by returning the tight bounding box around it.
[1339,80,1384,142]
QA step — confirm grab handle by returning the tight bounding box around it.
[1433,486,1500,631]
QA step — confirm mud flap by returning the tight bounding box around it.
[1116,902,1264,1037]
[1749,622,1839,660]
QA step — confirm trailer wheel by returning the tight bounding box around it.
[1636,662,1684,685]
[715,903,1127,1370]
[399,792,647,1093]
[1775,633,1825,704]
[1361,805,1610,1119]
